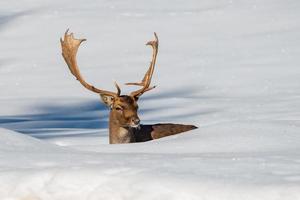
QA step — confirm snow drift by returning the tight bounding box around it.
[0,0,300,199]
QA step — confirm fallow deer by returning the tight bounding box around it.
[60,30,197,144]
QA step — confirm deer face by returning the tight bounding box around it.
[101,95,140,128]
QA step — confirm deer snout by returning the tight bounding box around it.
[130,117,140,128]
[132,118,140,125]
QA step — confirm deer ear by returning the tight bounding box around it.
[100,94,115,107]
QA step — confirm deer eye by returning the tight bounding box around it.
[115,106,123,111]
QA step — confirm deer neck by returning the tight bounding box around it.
[109,111,135,144]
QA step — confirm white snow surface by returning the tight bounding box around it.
[0,0,300,199]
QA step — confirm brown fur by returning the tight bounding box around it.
[107,95,198,144]
[133,124,198,142]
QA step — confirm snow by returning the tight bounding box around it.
[0,0,300,199]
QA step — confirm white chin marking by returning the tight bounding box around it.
[130,124,140,129]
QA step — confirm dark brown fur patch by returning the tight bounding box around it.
[133,123,198,142]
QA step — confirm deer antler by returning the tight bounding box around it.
[60,29,120,97]
[126,32,159,99]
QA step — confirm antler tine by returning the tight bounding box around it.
[126,32,159,98]
[114,81,121,96]
[60,29,119,98]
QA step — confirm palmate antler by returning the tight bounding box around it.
[60,30,158,99]
[126,32,159,99]
[60,30,120,98]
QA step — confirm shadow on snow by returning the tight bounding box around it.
[0,88,215,139]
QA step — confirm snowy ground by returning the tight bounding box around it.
[0,0,300,199]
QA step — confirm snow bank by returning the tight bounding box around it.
[0,0,300,199]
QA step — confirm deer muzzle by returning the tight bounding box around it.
[130,117,140,128]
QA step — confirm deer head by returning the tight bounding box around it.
[60,30,158,129]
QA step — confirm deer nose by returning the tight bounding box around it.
[132,118,140,125]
